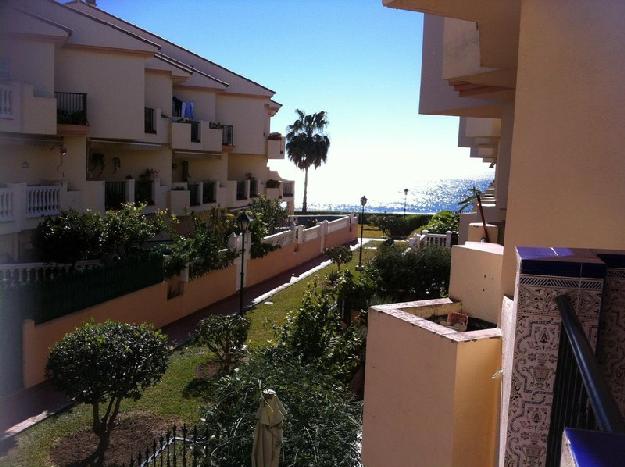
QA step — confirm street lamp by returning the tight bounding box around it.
[357,195,367,270]
[237,211,253,314]
[403,188,409,216]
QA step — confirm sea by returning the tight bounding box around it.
[304,175,494,214]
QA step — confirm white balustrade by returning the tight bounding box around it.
[410,230,453,249]
[26,185,61,218]
[0,84,12,118]
[0,187,14,222]
[0,260,100,285]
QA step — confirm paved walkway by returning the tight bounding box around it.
[0,238,376,441]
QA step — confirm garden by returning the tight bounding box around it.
[1,203,453,466]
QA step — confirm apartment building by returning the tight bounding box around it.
[0,0,294,261]
[362,1,625,466]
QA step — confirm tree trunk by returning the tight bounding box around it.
[302,167,309,213]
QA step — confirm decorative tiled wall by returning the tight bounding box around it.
[502,247,606,467]
[595,252,625,418]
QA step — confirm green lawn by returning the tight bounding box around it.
[0,242,380,467]
[359,223,385,239]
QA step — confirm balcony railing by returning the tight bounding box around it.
[55,91,87,125]
[144,107,156,134]
[0,84,13,118]
[202,181,216,204]
[105,181,126,211]
[250,179,259,198]
[222,124,234,146]
[190,121,200,143]
[545,295,625,466]
[236,180,247,200]
[0,187,14,222]
[25,185,61,218]
[282,181,294,198]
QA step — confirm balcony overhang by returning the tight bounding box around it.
[172,150,222,160]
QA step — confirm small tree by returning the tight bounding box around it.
[248,196,288,235]
[194,314,250,373]
[325,245,353,271]
[46,321,170,465]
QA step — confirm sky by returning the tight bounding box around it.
[95,0,493,208]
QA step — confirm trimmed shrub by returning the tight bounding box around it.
[369,214,431,238]
[194,314,250,373]
[325,245,353,271]
[367,243,451,301]
[422,210,459,234]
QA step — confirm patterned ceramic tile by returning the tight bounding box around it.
[596,267,625,417]
[503,274,603,467]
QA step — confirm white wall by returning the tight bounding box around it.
[216,95,268,155]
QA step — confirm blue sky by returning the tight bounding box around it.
[95,0,492,208]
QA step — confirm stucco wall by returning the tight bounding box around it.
[216,95,268,155]
[2,38,55,97]
[501,0,625,295]
[173,88,216,122]
[55,48,146,141]
[89,144,172,186]
[145,71,173,118]
[228,154,272,181]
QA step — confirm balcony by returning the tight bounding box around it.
[267,133,286,159]
[171,120,222,152]
[55,91,87,125]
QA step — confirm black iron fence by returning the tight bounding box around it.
[236,180,247,200]
[222,124,234,145]
[189,183,200,207]
[545,295,625,466]
[190,121,200,143]
[135,180,154,206]
[144,107,156,134]
[55,91,87,125]
[105,181,126,211]
[2,254,164,324]
[126,424,208,467]
[202,181,216,204]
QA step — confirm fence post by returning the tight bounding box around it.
[228,232,239,252]
[446,231,453,248]
[8,182,26,232]
[125,178,135,204]
[320,220,329,253]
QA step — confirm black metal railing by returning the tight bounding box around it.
[236,180,247,200]
[5,254,164,324]
[189,183,200,207]
[250,179,259,198]
[105,181,126,211]
[202,181,216,204]
[545,295,625,466]
[55,91,87,125]
[126,424,207,467]
[190,121,200,143]
[144,107,156,134]
[222,124,234,145]
[135,180,154,206]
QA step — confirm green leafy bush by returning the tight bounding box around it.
[325,245,353,271]
[46,321,170,464]
[200,347,362,467]
[32,209,102,265]
[367,243,451,301]
[370,214,431,238]
[422,210,459,234]
[248,196,288,235]
[194,314,250,373]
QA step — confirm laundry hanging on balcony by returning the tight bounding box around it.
[182,101,194,120]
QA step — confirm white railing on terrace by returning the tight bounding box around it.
[26,185,61,218]
[327,217,349,233]
[409,230,454,249]
[0,188,14,222]
[262,230,293,248]
[0,84,13,118]
[0,260,101,285]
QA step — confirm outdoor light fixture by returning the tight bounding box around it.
[403,188,409,216]
[237,211,253,314]
[357,196,368,270]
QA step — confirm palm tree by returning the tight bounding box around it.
[286,109,330,212]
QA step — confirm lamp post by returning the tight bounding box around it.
[403,188,409,216]
[237,211,253,314]
[357,195,367,270]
